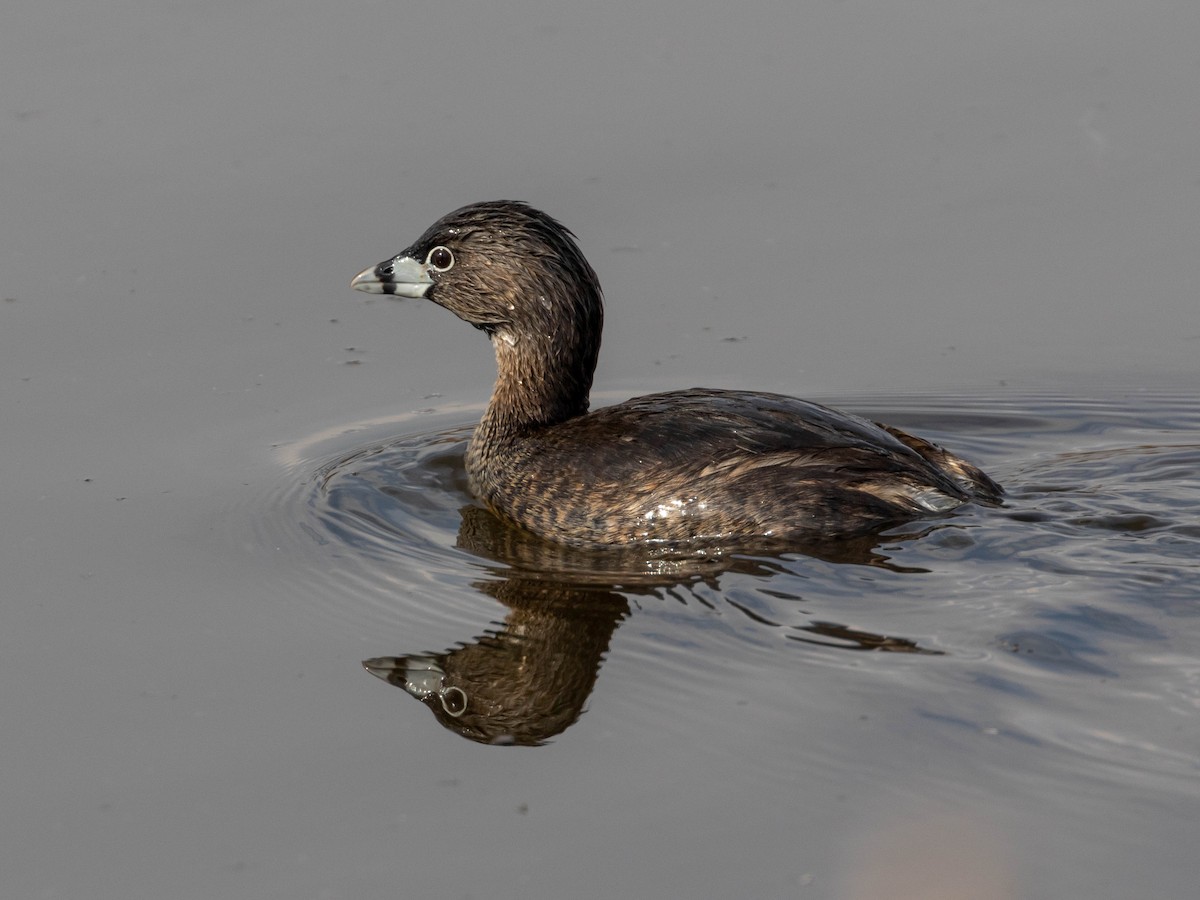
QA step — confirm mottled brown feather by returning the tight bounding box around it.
[358,201,1002,549]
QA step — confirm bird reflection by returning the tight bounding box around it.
[364,505,942,745]
[365,578,627,746]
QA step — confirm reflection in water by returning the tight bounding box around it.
[266,390,1200,898]
[788,621,941,654]
[294,394,1200,749]
[364,579,628,746]
[364,505,939,745]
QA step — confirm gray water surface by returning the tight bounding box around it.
[3,2,1199,898]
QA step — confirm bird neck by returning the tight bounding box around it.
[478,328,595,441]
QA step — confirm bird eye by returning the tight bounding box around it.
[427,246,454,272]
[440,687,467,717]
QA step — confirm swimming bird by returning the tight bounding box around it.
[351,201,1001,550]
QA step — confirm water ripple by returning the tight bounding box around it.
[240,388,1200,789]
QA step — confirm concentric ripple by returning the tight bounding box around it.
[241,389,1200,769]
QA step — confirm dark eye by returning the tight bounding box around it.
[427,246,454,272]
[440,687,467,717]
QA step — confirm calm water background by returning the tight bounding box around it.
[3,3,1199,898]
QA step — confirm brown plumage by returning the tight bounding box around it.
[352,200,1002,550]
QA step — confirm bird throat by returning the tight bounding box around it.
[479,328,593,440]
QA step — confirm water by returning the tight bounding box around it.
[238,387,1200,895]
[5,1,1200,897]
